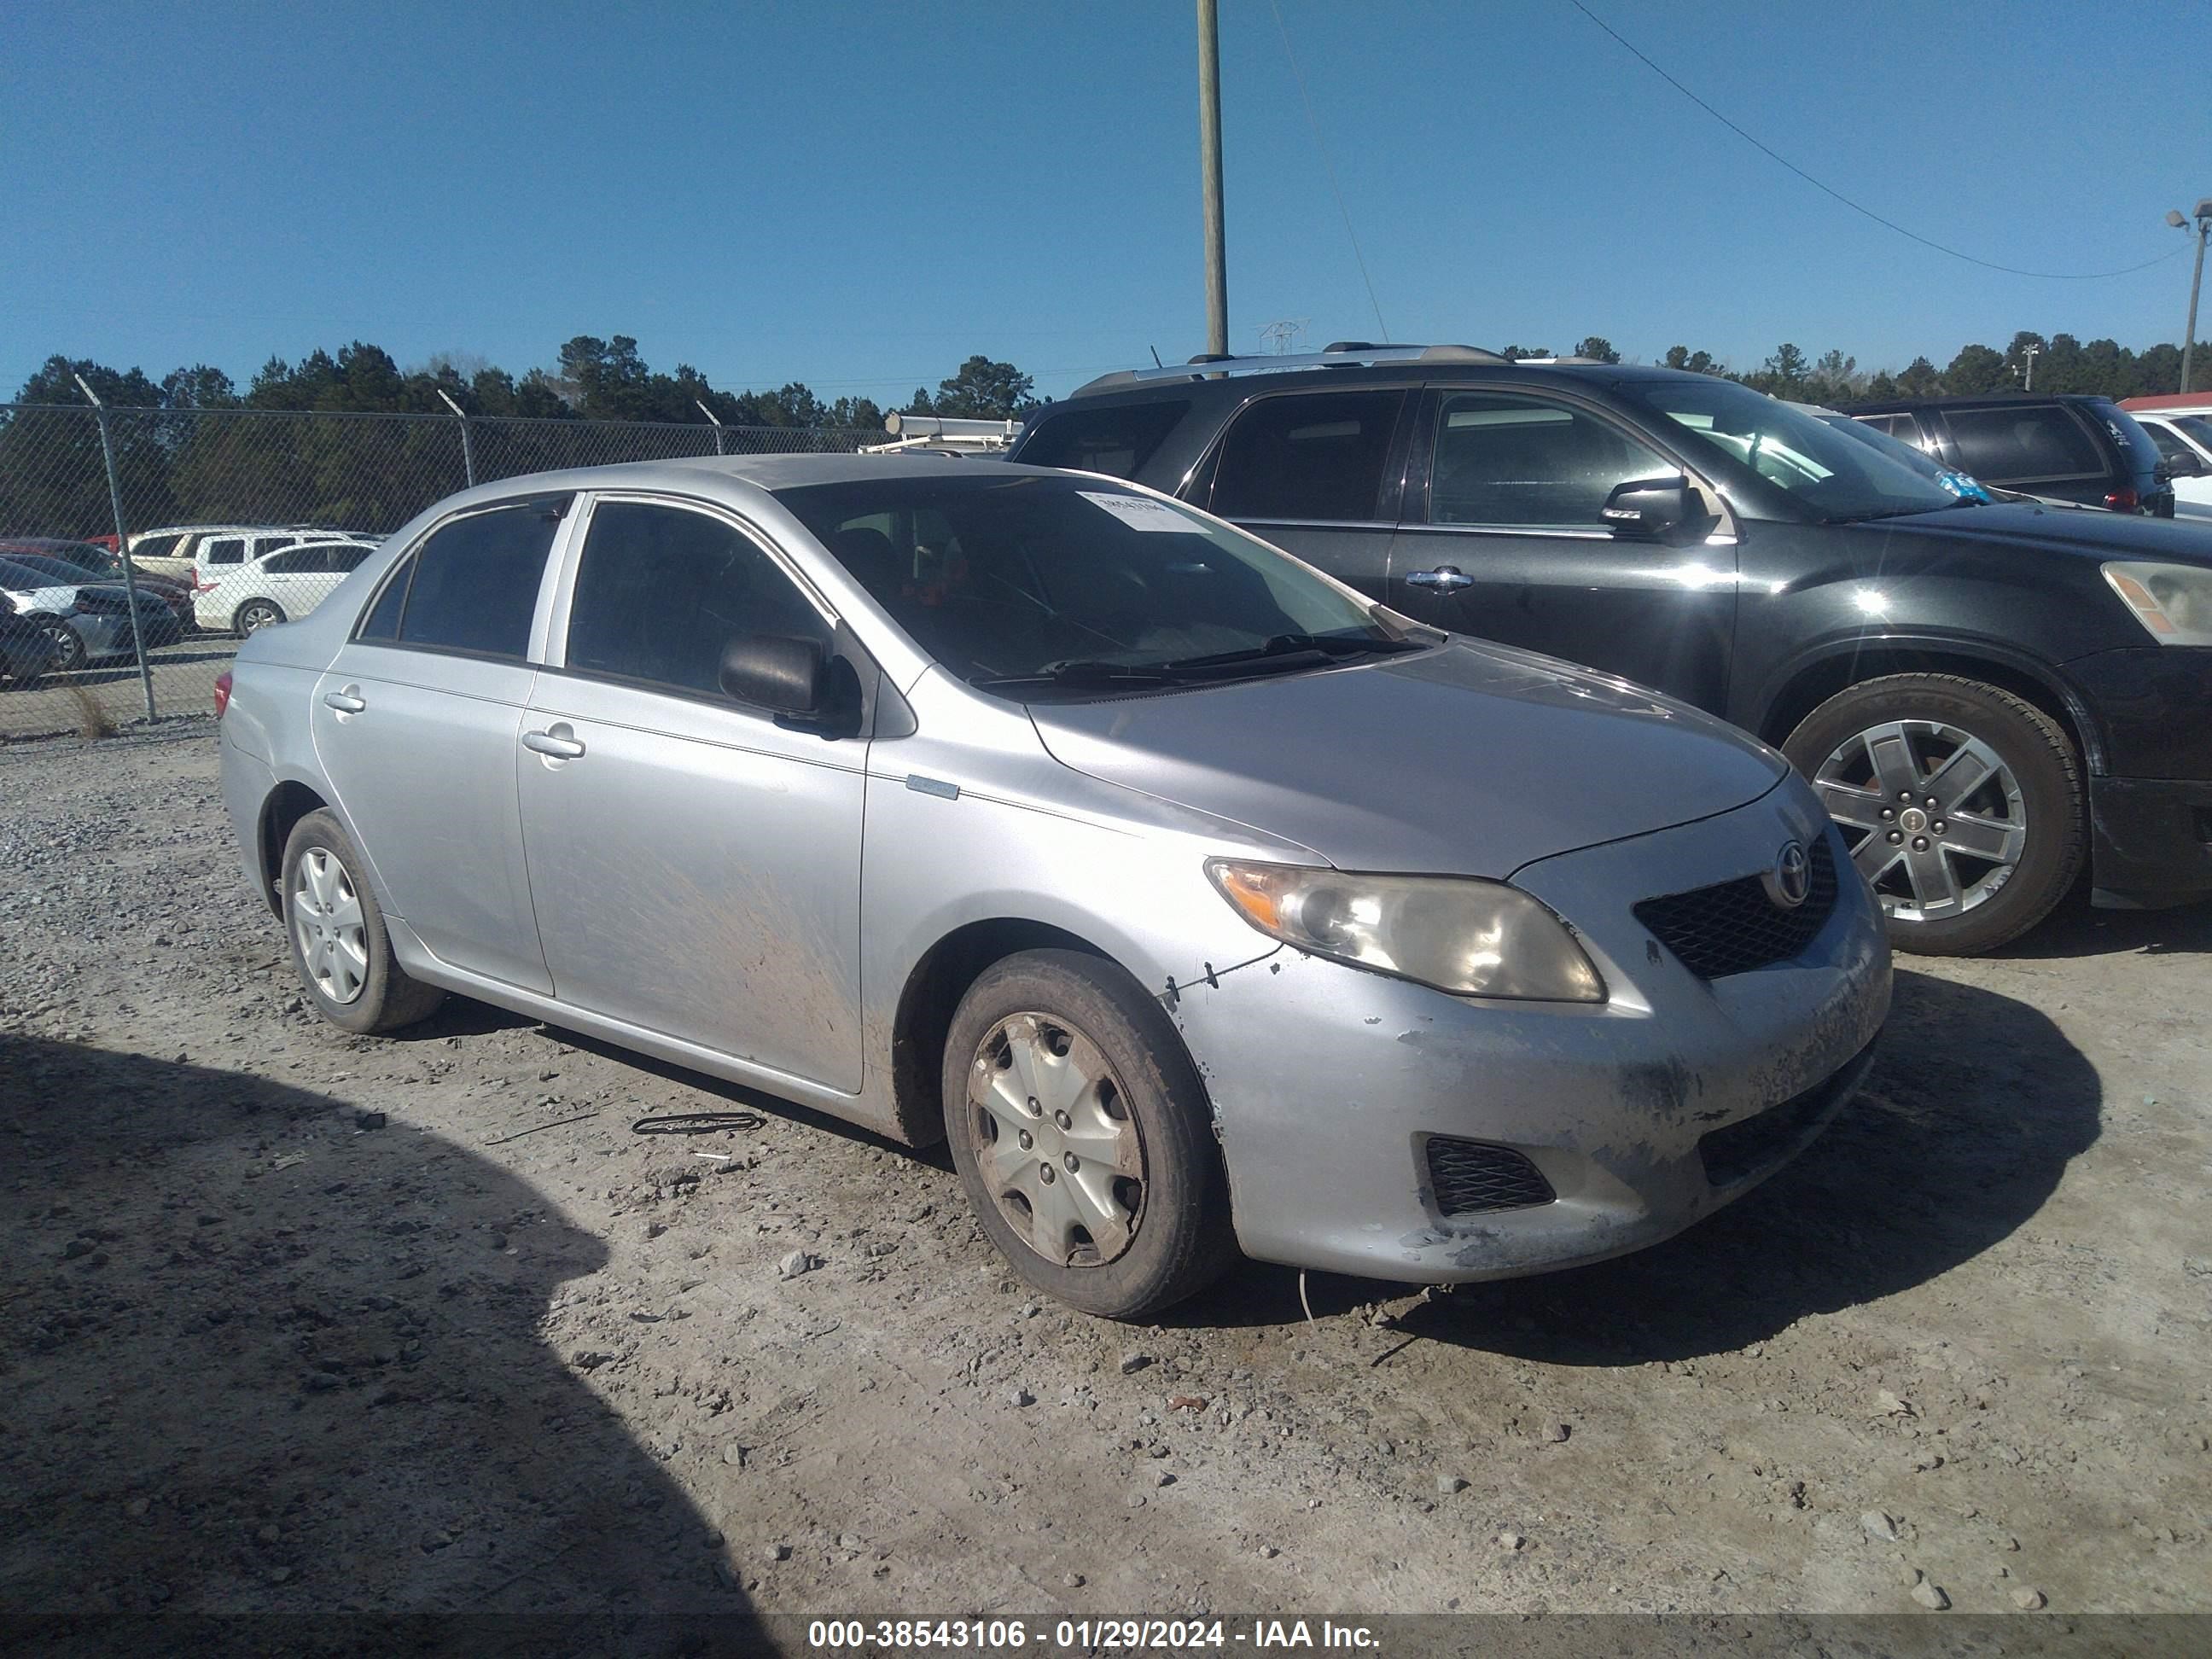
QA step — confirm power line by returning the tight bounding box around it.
[1565,0,2186,282]
[1266,0,1391,339]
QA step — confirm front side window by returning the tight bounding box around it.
[2144,420,2194,465]
[1017,400,1188,479]
[1426,393,1672,528]
[357,498,565,657]
[1616,378,1963,522]
[1943,405,2104,481]
[1208,390,1406,521]
[564,501,829,700]
[778,472,1409,698]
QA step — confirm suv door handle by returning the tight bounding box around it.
[322,688,366,713]
[1405,566,1474,591]
[522,725,586,760]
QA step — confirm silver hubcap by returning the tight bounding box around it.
[242,606,277,632]
[967,1012,1144,1268]
[291,847,369,1004]
[1813,719,2027,923]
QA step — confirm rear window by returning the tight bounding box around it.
[1016,400,1188,479]
[358,498,567,658]
[1942,405,2104,481]
[1208,390,1406,521]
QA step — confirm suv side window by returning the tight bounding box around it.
[1426,393,1671,528]
[564,500,830,701]
[358,499,565,656]
[1209,390,1406,521]
[134,533,184,560]
[201,536,246,568]
[263,547,318,575]
[1018,401,1189,479]
[1943,405,2103,481]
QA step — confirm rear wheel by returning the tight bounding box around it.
[1784,673,2084,956]
[234,598,285,637]
[941,949,1237,1319]
[281,809,445,1034]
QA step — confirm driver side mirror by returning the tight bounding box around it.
[2162,450,2205,479]
[1601,475,1706,540]
[719,634,861,738]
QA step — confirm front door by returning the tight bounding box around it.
[1388,387,1738,713]
[311,496,569,993]
[516,496,866,1093]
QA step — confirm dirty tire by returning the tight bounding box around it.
[281,809,445,1034]
[1784,673,2084,957]
[942,948,1237,1319]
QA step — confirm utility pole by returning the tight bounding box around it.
[2171,201,2212,394]
[1197,0,1228,358]
[2013,343,2040,392]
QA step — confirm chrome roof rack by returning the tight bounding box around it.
[1070,342,1507,398]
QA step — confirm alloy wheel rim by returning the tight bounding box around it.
[292,847,370,1004]
[242,605,278,632]
[966,1012,1145,1268]
[1812,719,2027,923]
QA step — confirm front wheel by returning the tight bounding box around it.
[38,620,85,672]
[281,809,446,1033]
[1784,672,2085,956]
[941,949,1237,1319]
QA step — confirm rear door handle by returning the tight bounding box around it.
[522,725,586,760]
[1405,566,1474,591]
[322,688,366,713]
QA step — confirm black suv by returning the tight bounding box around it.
[1843,393,2174,516]
[1010,345,2212,953]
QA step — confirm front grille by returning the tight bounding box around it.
[1697,1039,1877,1188]
[1425,1137,1555,1217]
[1633,838,1838,978]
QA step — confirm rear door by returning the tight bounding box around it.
[1196,387,1409,597]
[311,496,570,993]
[1388,386,1738,711]
[1933,404,2110,506]
[515,494,866,1091]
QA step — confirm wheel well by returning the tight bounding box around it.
[1759,649,2098,772]
[257,782,328,914]
[888,919,1106,1147]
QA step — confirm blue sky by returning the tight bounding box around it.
[3,0,2206,407]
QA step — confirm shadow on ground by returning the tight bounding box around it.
[1987,887,2212,962]
[1174,968,2101,1361]
[0,1034,750,1635]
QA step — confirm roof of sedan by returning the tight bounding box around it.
[597,451,1063,492]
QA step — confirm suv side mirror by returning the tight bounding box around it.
[719,634,861,737]
[1602,475,1701,539]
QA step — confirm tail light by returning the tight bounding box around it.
[194,572,218,593]
[2104,486,2141,513]
[213,670,232,719]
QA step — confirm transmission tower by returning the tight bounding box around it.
[1259,318,1310,354]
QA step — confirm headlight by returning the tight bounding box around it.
[2102,562,2212,645]
[1205,859,1605,1003]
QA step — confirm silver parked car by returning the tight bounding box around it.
[217,456,1890,1318]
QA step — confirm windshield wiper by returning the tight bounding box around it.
[969,659,1183,691]
[1149,633,1423,673]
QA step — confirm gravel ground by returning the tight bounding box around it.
[2,733,2208,1625]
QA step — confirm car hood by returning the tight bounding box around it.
[1866,501,2212,563]
[1026,639,1788,877]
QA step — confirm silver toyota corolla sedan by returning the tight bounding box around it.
[217,455,1890,1318]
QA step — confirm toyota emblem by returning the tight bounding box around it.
[1771,840,1812,909]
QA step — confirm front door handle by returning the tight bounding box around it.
[1405,566,1474,591]
[522,725,586,760]
[322,687,366,713]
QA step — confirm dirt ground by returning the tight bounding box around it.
[3,732,2208,1627]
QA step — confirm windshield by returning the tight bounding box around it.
[777,472,1408,696]
[1617,379,1964,521]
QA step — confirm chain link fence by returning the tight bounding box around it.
[0,402,873,744]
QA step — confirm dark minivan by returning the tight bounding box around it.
[1011,345,2212,955]
[1843,393,2174,516]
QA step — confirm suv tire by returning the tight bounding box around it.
[281,809,446,1034]
[941,948,1237,1319]
[1784,673,2084,956]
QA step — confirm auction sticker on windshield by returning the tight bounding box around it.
[1080,491,1190,532]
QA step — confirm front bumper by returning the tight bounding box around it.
[2064,648,2212,906]
[2089,777,2212,908]
[1172,782,1892,1284]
